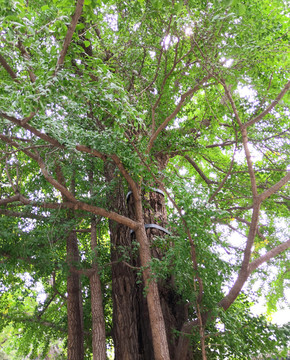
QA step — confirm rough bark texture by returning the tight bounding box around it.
[128,189,187,360]
[110,220,140,360]
[90,217,106,360]
[105,151,187,359]
[105,163,139,360]
[66,231,84,360]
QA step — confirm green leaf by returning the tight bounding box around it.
[41,5,49,11]
[238,3,246,15]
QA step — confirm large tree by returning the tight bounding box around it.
[0,0,289,359]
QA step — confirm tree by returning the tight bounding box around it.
[0,0,289,359]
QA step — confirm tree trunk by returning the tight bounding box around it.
[105,158,186,359]
[128,189,187,360]
[90,217,106,360]
[105,163,139,360]
[66,231,84,360]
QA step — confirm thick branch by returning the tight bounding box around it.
[0,194,22,205]
[245,80,290,128]
[219,204,261,311]
[248,239,290,274]
[0,136,138,229]
[76,144,107,161]
[56,0,85,70]
[258,172,290,203]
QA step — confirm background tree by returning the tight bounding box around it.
[0,0,289,359]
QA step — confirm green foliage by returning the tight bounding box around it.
[0,0,289,357]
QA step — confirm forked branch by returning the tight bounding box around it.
[147,75,211,151]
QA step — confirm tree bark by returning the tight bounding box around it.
[105,163,139,360]
[90,217,106,360]
[105,156,186,359]
[128,188,187,360]
[66,231,84,360]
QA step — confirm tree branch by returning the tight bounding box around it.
[16,41,36,83]
[248,239,290,275]
[55,0,85,71]
[0,135,139,229]
[76,144,140,203]
[209,146,236,202]
[0,112,64,148]
[257,172,290,203]
[21,111,36,125]
[218,204,261,311]
[184,155,216,185]
[0,53,20,82]
[222,82,258,199]
[76,144,107,161]
[0,208,44,220]
[147,75,211,151]
[0,194,22,205]
[245,80,290,128]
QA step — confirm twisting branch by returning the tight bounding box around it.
[55,0,85,71]
[245,80,290,128]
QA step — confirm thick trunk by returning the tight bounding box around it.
[105,158,186,359]
[67,231,84,360]
[134,225,170,360]
[105,163,139,360]
[110,220,139,360]
[90,217,106,360]
[128,189,187,360]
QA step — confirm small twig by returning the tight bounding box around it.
[209,145,237,202]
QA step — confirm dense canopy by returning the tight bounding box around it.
[0,0,289,359]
